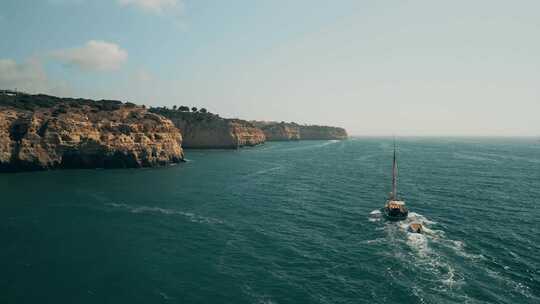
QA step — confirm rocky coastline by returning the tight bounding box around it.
[150,108,265,149]
[253,121,348,141]
[0,93,184,172]
[1,92,348,172]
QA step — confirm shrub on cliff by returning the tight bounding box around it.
[0,92,126,112]
[149,107,226,127]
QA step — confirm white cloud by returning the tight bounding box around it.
[0,58,70,94]
[0,58,49,92]
[118,0,182,14]
[52,40,128,72]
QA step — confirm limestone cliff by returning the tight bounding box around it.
[0,93,184,172]
[298,125,348,140]
[254,121,348,141]
[256,122,300,141]
[150,109,265,149]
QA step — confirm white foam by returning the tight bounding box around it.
[485,268,535,299]
[407,212,437,225]
[244,166,282,178]
[158,291,172,300]
[441,266,460,288]
[278,140,340,152]
[407,233,430,257]
[354,153,376,162]
[375,210,473,291]
[453,152,498,163]
[365,238,386,245]
[242,284,277,304]
[368,209,382,222]
[106,203,223,224]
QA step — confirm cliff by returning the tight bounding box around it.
[254,121,348,141]
[150,108,265,149]
[0,93,184,172]
[256,122,300,141]
[298,125,348,140]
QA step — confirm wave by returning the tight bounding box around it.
[474,151,540,164]
[242,284,277,304]
[368,210,472,291]
[158,291,173,301]
[406,233,430,257]
[368,208,538,303]
[105,203,223,224]
[368,209,382,222]
[485,268,537,300]
[354,154,376,162]
[277,140,340,152]
[243,166,283,178]
[453,152,499,163]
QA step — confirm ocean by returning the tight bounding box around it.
[1,138,539,303]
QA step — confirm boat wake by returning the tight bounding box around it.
[105,203,223,224]
[278,140,340,152]
[368,209,382,222]
[243,166,283,178]
[366,203,514,303]
[367,210,484,298]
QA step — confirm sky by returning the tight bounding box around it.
[0,0,539,136]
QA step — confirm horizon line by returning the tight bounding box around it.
[347,135,540,138]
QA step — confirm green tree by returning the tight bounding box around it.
[191,106,198,112]
[199,108,207,113]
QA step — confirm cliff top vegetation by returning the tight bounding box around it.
[0,91,130,112]
[150,106,258,127]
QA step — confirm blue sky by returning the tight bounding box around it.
[1,0,539,135]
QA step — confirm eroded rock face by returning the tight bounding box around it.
[259,123,301,141]
[298,125,348,140]
[152,110,265,149]
[169,117,265,149]
[229,120,266,147]
[0,99,184,172]
[254,121,348,141]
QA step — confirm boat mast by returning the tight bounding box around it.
[391,140,397,201]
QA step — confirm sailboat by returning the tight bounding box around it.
[382,141,409,221]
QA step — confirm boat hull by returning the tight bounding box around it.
[382,207,408,221]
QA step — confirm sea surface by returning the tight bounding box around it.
[1,138,539,303]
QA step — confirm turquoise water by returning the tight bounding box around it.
[1,138,539,303]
